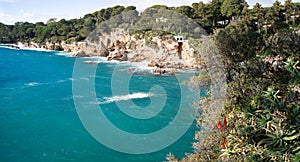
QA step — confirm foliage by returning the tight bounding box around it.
[221,0,246,18]
[178,1,300,161]
[0,5,136,44]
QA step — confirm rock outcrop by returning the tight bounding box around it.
[153,68,166,74]
[71,50,89,57]
[45,42,63,51]
[78,32,204,70]
[107,50,128,61]
[20,31,205,73]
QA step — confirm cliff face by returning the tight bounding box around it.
[75,33,203,70]
[21,33,203,72]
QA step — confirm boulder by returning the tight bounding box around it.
[148,63,156,67]
[167,70,176,75]
[107,51,128,61]
[153,68,166,74]
[155,63,164,68]
[72,50,89,57]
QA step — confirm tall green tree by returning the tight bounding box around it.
[221,0,246,20]
[283,0,295,23]
[175,6,194,18]
[192,1,206,19]
[264,1,285,32]
[250,3,266,32]
[208,0,226,27]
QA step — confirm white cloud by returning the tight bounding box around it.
[20,9,34,19]
[0,10,49,24]
[0,0,17,3]
[0,13,17,24]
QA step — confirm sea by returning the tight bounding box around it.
[0,46,203,162]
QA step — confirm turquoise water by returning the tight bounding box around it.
[0,47,200,161]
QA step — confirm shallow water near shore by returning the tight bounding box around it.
[0,47,202,161]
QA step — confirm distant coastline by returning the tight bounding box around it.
[2,34,205,75]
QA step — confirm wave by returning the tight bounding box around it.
[25,82,39,86]
[62,95,84,101]
[0,45,20,50]
[80,77,89,81]
[0,45,57,52]
[56,79,67,83]
[87,56,107,60]
[25,78,72,88]
[54,52,74,57]
[83,60,101,64]
[21,47,51,52]
[97,92,153,104]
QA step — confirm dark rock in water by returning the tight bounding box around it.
[127,68,152,76]
[10,45,20,49]
[107,51,128,61]
[153,68,166,74]
[127,68,136,73]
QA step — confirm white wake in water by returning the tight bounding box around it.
[25,82,39,86]
[98,92,153,104]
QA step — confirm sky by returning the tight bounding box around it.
[0,0,299,25]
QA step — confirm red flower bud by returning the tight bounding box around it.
[222,139,226,149]
[217,121,223,131]
[224,116,227,130]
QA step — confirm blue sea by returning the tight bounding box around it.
[0,46,201,162]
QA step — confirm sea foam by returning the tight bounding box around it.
[97,92,153,104]
[25,82,39,86]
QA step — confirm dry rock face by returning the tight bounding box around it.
[60,42,80,53]
[22,31,203,72]
[45,42,63,51]
[125,36,202,70]
[77,31,203,71]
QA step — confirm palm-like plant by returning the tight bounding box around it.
[285,56,299,77]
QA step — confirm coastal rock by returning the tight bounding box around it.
[10,44,20,49]
[61,41,80,53]
[45,42,63,51]
[153,68,166,74]
[167,70,176,75]
[29,42,40,48]
[127,68,136,74]
[55,32,204,71]
[72,50,88,57]
[107,51,128,61]
[54,43,63,51]
[77,42,87,49]
[148,63,156,67]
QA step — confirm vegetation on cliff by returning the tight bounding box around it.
[170,0,300,161]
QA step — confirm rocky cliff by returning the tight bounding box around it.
[74,32,204,73]
[21,33,204,74]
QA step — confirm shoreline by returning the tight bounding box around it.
[0,45,168,75]
[1,45,201,76]
[1,36,204,75]
[0,43,57,52]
